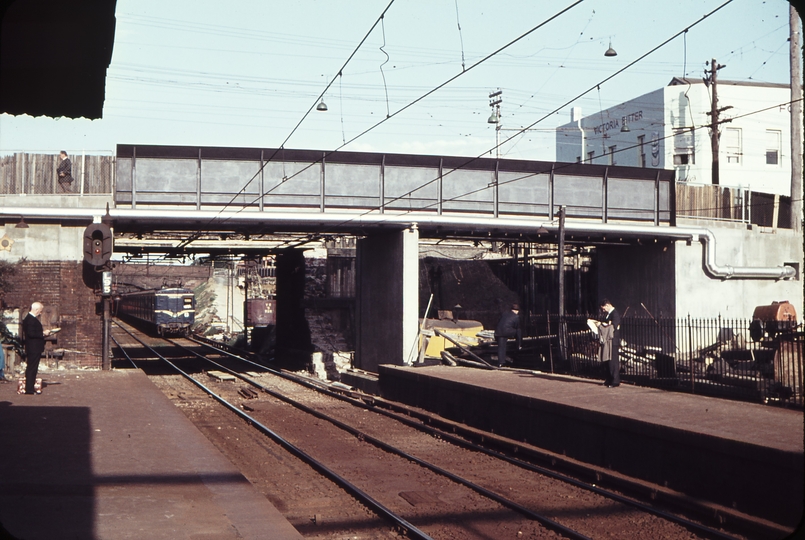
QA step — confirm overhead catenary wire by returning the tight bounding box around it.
[170,0,586,253]
[254,0,585,198]
[276,94,802,252]
[169,0,398,253]
[284,0,735,224]
[272,0,741,248]
[152,0,786,258]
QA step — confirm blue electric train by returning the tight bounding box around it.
[116,287,196,336]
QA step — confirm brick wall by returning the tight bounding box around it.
[5,261,102,368]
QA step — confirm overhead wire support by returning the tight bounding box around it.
[454,0,466,72]
[379,15,391,118]
[704,57,730,185]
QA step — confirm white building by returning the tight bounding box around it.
[556,78,791,196]
[556,78,802,320]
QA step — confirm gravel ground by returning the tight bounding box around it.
[145,362,734,540]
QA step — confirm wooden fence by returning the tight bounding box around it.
[675,183,747,222]
[0,153,114,195]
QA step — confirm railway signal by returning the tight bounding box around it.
[83,223,114,267]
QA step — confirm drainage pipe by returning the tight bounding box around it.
[1,206,796,280]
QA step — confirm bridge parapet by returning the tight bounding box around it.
[1,153,114,196]
[115,145,674,225]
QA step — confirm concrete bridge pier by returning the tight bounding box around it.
[355,225,420,372]
[275,248,312,361]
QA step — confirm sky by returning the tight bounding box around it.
[0,0,796,161]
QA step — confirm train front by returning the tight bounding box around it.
[155,288,196,336]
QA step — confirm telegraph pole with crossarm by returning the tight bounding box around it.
[705,58,732,186]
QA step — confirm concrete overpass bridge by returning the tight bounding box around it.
[0,144,800,370]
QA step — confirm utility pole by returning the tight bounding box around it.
[705,58,731,185]
[488,90,502,159]
[557,206,566,361]
[790,4,803,233]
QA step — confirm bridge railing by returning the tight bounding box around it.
[0,153,115,195]
[113,145,675,224]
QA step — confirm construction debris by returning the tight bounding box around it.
[207,370,236,382]
[238,386,259,399]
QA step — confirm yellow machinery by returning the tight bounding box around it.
[419,317,484,359]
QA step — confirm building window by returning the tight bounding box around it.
[766,129,781,165]
[724,127,741,164]
[673,128,694,165]
[587,150,595,163]
[608,145,617,165]
[637,135,646,167]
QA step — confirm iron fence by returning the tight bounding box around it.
[0,153,114,195]
[521,314,803,408]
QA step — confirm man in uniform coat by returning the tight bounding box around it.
[22,302,49,394]
[494,303,521,367]
[598,299,622,387]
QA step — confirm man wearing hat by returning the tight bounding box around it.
[598,298,622,387]
[494,303,521,367]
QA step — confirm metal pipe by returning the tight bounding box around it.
[1,206,796,280]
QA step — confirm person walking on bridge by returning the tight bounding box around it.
[57,151,73,192]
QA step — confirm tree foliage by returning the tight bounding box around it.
[0,260,22,351]
[0,260,16,304]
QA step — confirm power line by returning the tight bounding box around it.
[278,97,802,251]
[170,0,398,253]
[170,0,586,254]
[275,0,738,247]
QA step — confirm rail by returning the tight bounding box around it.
[112,321,434,540]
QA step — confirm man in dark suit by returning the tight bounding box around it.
[494,303,521,367]
[57,151,73,192]
[22,302,50,394]
[598,299,622,387]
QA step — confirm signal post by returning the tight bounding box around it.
[82,222,114,370]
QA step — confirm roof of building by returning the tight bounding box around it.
[668,77,790,89]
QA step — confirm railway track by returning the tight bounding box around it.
[111,322,768,540]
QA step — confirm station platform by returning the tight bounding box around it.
[378,364,804,529]
[0,370,303,540]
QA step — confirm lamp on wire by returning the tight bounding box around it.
[621,122,630,133]
[316,98,328,112]
[15,216,29,229]
[604,40,617,57]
